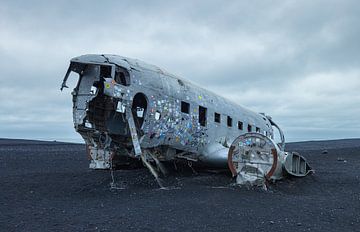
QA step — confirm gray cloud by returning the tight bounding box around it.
[0,0,359,142]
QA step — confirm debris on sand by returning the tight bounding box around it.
[337,157,347,162]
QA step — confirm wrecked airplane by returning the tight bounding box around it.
[61,54,313,188]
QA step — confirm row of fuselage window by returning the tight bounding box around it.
[180,101,262,133]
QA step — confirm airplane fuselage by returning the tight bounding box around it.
[62,54,275,168]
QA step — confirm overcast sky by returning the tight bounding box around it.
[0,0,359,142]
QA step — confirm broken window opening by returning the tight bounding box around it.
[115,70,130,86]
[238,121,243,130]
[248,124,252,132]
[227,116,232,127]
[199,106,207,127]
[181,101,190,114]
[100,65,112,78]
[214,112,221,123]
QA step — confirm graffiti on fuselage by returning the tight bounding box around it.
[143,95,209,150]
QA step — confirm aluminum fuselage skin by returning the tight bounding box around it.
[64,54,274,167]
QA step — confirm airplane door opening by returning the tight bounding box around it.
[132,93,148,130]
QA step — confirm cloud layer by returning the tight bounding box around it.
[0,0,359,142]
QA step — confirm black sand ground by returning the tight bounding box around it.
[0,138,359,231]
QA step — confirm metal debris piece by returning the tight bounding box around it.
[126,107,142,157]
[283,152,313,177]
[146,150,167,176]
[228,133,313,187]
[337,157,347,162]
[228,133,282,187]
[140,154,164,188]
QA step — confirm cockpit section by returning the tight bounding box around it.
[60,60,139,149]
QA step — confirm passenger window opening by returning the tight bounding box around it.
[248,124,252,132]
[181,101,190,114]
[238,121,243,130]
[199,106,207,127]
[214,112,221,123]
[115,68,130,86]
[256,127,260,133]
[227,116,232,127]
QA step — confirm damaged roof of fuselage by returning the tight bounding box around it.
[70,54,268,123]
[71,54,198,86]
[71,54,164,73]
